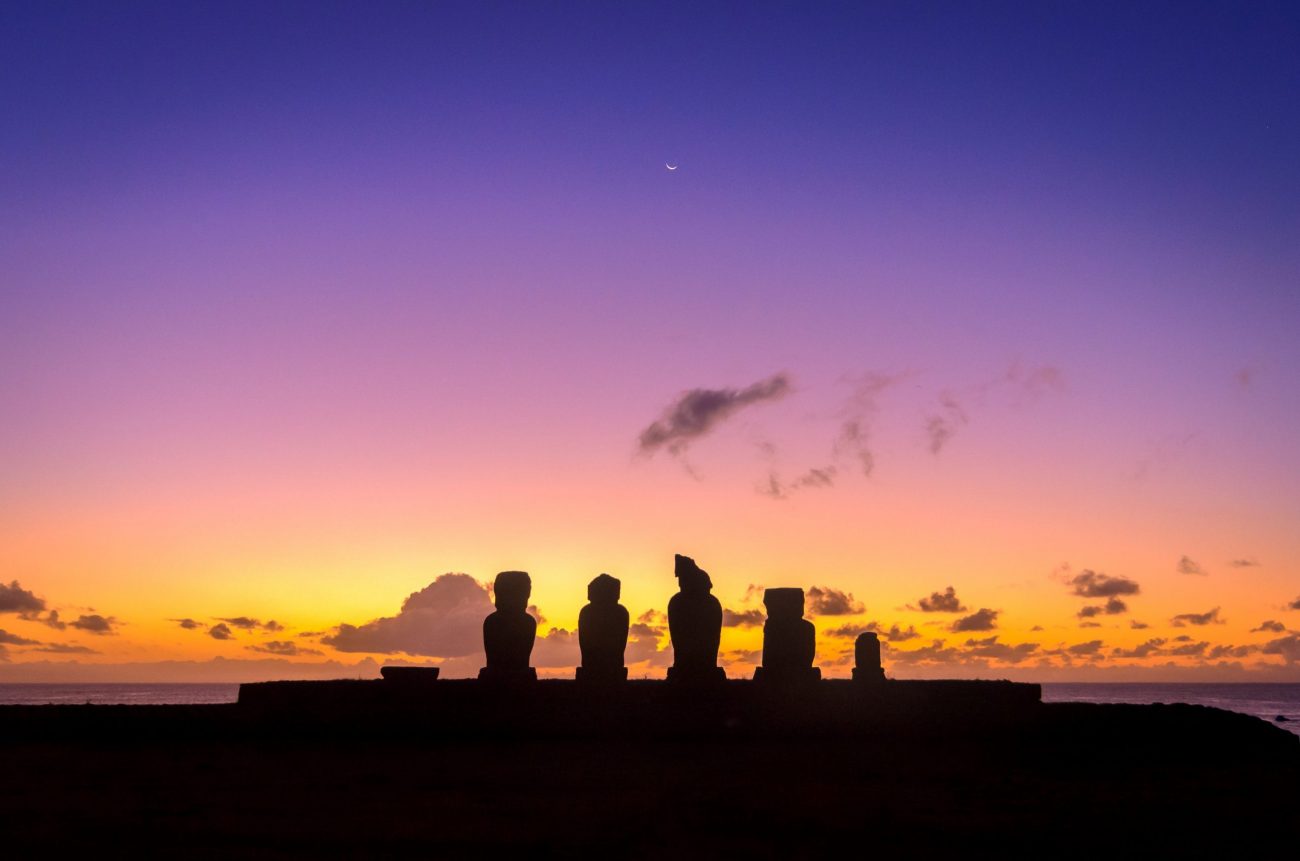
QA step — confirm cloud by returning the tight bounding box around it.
[760,465,839,499]
[208,623,234,641]
[532,628,581,668]
[1228,558,1259,568]
[950,608,998,632]
[625,621,672,667]
[1078,597,1128,619]
[1112,639,1166,659]
[962,636,1039,663]
[723,648,763,665]
[248,641,322,657]
[914,587,967,613]
[1177,556,1207,576]
[218,617,260,629]
[824,622,919,642]
[173,618,204,630]
[806,586,864,616]
[40,610,66,631]
[1006,363,1066,400]
[322,573,492,657]
[32,643,99,655]
[834,421,874,477]
[885,639,961,665]
[924,392,967,454]
[1067,570,1141,599]
[0,629,41,646]
[638,373,791,457]
[69,614,117,635]
[1067,640,1104,656]
[0,645,7,662]
[722,608,765,628]
[1169,641,1208,657]
[1130,620,1150,630]
[1208,644,1257,660]
[1170,608,1224,627]
[1288,596,1300,611]
[216,617,283,632]
[1252,621,1285,633]
[881,624,920,642]
[1261,634,1300,664]
[831,371,908,477]
[0,581,45,614]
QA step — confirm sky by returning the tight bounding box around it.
[2,1,1299,682]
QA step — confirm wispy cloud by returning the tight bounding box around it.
[1171,608,1224,627]
[638,373,791,458]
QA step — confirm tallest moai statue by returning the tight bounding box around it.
[666,554,724,683]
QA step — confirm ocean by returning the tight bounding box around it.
[1,682,1297,736]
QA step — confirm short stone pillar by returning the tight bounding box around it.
[852,631,886,683]
[479,570,538,683]
[753,588,820,684]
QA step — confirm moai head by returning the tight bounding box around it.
[674,554,713,594]
[763,588,804,621]
[587,573,621,605]
[493,570,532,613]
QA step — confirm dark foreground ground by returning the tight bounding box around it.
[1,683,1296,858]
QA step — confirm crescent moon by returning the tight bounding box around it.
[665,163,678,170]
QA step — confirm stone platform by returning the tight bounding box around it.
[236,676,1042,736]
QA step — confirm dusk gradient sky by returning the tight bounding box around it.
[3,1,1298,681]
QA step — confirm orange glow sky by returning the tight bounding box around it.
[2,4,1298,682]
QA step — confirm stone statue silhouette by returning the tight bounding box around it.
[479,570,537,683]
[577,573,629,682]
[667,554,724,682]
[853,631,885,683]
[755,587,819,683]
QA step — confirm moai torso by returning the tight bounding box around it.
[760,588,817,679]
[482,570,537,676]
[668,587,722,670]
[667,554,724,680]
[579,573,630,675]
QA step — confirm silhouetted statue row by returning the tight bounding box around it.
[476,554,886,685]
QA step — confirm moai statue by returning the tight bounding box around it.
[755,587,819,684]
[853,631,886,683]
[667,554,724,683]
[577,573,629,683]
[479,570,537,683]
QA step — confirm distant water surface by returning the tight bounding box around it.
[0,684,240,706]
[1,682,1297,735]
[1042,683,1300,736]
